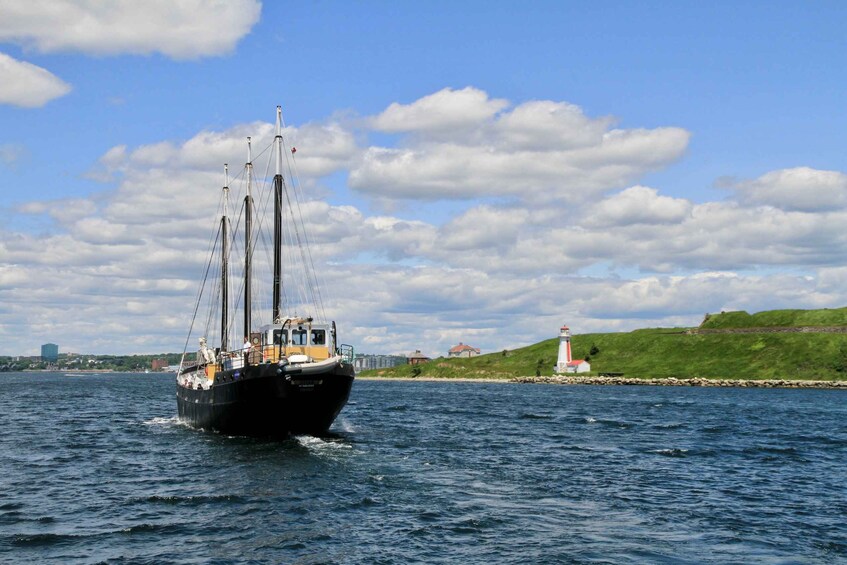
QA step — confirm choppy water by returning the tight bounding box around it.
[1,372,846,564]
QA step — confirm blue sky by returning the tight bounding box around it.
[2,1,847,357]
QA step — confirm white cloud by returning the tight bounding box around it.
[0,0,261,59]
[351,88,690,203]
[3,89,847,358]
[726,167,847,212]
[583,185,692,227]
[0,52,71,107]
[371,87,508,134]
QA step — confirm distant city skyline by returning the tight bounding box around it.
[2,1,846,357]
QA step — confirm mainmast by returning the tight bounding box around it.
[244,138,253,341]
[272,106,284,323]
[220,164,229,352]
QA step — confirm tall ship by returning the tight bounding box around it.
[176,107,355,437]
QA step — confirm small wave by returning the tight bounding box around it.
[519,413,553,420]
[387,404,409,412]
[3,514,57,526]
[118,523,179,535]
[294,435,353,454]
[653,422,685,430]
[746,445,797,454]
[10,532,81,547]
[142,416,189,428]
[651,448,690,458]
[349,496,380,509]
[142,494,244,506]
[744,445,805,461]
[584,417,633,429]
[0,502,24,511]
[560,445,596,452]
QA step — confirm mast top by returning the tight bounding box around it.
[276,106,282,136]
[275,106,283,177]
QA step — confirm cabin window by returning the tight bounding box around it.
[291,328,308,346]
[272,329,285,345]
[311,330,326,345]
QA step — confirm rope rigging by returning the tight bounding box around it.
[181,120,332,361]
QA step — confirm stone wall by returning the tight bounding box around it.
[513,375,847,389]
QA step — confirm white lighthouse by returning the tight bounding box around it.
[555,324,590,374]
[556,325,572,373]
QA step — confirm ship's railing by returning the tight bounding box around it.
[339,344,354,364]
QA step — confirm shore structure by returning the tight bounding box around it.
[555,324,590,374]
[515,375,847,389]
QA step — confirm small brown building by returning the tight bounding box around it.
[407,350,431,365]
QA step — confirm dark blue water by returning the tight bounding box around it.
[1,372,846,564]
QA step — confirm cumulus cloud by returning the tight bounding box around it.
[0,0,261,59]
[371,87,508,134]
[725,167,847,212]
[0,52,71,107]
[583,185,692,227]
[3,88,847,357]
[351,88,690,202]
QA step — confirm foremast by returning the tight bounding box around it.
[244,137,254,341]
[273,106,284,323]
[221,164,230,352]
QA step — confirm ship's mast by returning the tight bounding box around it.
[220,164,229,352]
[244,138,253,341]
[272,106,284,323]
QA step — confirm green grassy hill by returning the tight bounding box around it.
[700,307,847,329]
[361,308,847,381]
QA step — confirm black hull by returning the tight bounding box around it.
[176,362,354,437]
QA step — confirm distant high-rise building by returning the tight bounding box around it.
[41,343,59,362]
[353,354,407,372]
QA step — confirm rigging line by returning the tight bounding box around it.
[279,122,328,322]
[255,152,276,280]
[180,186,227,363]
[227,210,246,320]
[204,254,223,339]
[219,193,247,340]
[243,154,276,327]
[279,112,327,318]
[280,183,313,309]
[179,222,222,370]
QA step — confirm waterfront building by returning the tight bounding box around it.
[555,325,590,374]
[41,343,59,363]
[448,342,481,358]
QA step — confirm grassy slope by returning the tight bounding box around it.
[362,308,847,381]
[700,307,847,329]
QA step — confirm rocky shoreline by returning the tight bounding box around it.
[513,375,847,389]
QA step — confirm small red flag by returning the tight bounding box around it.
[291,147,297,154]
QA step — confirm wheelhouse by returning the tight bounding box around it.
[258,318,335,363]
